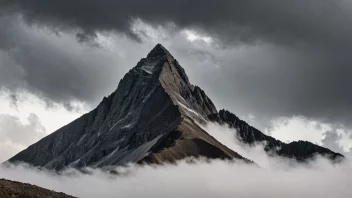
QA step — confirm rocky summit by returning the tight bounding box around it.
[7,44,343,170]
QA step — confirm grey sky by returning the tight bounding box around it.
[1,0,351,47]
[0,0,352,154]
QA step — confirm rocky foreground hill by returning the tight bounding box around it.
[0,179,75,198]
[7,44,343,170]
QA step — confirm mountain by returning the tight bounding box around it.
[209,110,344,161]
[7,44,342,170]
[8,44,250,170]
[0,179,75,198]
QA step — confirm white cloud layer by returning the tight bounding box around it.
[1,123,351,198]
[0,90,86,133]
[0,16,351,197]
[0,90,86,162]
[264,116,352,155]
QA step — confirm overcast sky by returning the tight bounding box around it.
[0,0,352,161]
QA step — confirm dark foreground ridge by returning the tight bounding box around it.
[0,179,75,198]
[7,44,343,170]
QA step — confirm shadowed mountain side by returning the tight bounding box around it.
[209,109,344,162]
[7,44,249,170]
[7,44,342,170]
[140,118,251,164]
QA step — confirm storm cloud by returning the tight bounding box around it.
[0,14,139,106]
[1,122,352,198]
[1,0,351,47]
[0,0,352,146]
[0,113,45,162]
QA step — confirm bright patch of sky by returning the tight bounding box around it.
[265,115,352,154]
[0,89,87,133]
[182,30,213,44]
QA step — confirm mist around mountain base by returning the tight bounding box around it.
[1,123,351,198]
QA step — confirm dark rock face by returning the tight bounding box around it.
[209,109,344,161]
[8,44,250,170]
[7,44,342,170]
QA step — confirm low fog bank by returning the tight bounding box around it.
[202,122,325,168]
[1,123,351,198]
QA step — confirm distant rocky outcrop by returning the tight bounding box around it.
[209,109,344,161]
[0,179,75,198]
[7,44,343,170]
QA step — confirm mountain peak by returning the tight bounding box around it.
[8,44,242,169]
[147,43,173,59]
[7,45,343,170]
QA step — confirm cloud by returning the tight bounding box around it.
[1,123,352,198]
[263,116,352,156]
[322,131,347,154]
[0,113,45,162]
[0,114,45,145]
[165,41,352,129]
[2,0,351,47]
[0,89,86,132]
[0,15,140,107]
[202,122,289,168]
[0,3,351,196]
[265,116,330,145]
[1,159,352,198]
[1,1,352,141]
[0,90,87,162]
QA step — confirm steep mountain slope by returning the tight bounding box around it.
[8,44,249,170]
[8,44,342,170]
[0,179,75,198]
[209,110,344,161]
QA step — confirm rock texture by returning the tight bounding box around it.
[7,44,342,170]
[0,179,75,198]
[209,109,344,161]
[8,44,249,170]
